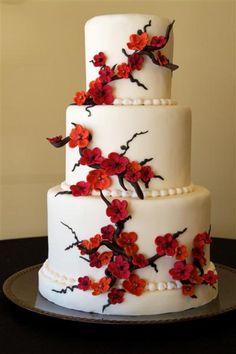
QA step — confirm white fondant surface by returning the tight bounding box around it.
[85,14,173,99]
[65,105,191,190]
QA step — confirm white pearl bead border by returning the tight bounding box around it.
[113,98,177,106]
[60,182,194,198]
[40,261,183,291]
[41,261,217,292]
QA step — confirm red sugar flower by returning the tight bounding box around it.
[80,234,102,254]
[192,247,207,266]
[87,169,111,190]
[89,252,102,268]
[193,232,211,248]
[116,232,139,256]
[91,277,111,296]
[132,253,149,268]
[203,271,218,285]
[92,51,106,67]
[70,181,91,197]
[127,32,149,51]
[176,245,189,261]
[77,276,91,291]
[150,35,167,48]
[156,51,169,66]
[98,251,113,266]
[80,147,104,166]
[190,268,203,285]
[69,124,90,148]
[108,255,130,279]
[128,53,145,71]
[89,82,114,105]
[106,199,129,223]
[117,63,132,78]
[123,274,146,296]
[169,261,194,281]
[74,91,87,105]
[101,152,129,175]
[140,165,155,183]
[182,284,195,297]
[124,161,142,183]
[108,288,125,305]
[101,224,115,241]
[155,233,179,256]
[98,66,115,83]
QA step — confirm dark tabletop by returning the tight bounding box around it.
[0,236,236,354]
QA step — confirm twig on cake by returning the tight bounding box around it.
[120,130,149,156]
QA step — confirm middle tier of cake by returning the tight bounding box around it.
[65,104,191,191]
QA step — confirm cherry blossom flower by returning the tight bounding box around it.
[108,288,125,304]
[92,52,106,67]
[155,233,179,256]
[106,199,129,223]
[182,284,195,297]
[80,147,104,166]
[108,255,130,279]
[73,91,87,105]
[70,181,91,197]
[116,232,139,256]
[101,224,115,241]
[150,35,167,48]
[101,152,129,175]
[98,66,115,83]
[193,232,212,248]
[116,63,132,78]
[69,124,90,148]
[128,53,145,71]
[140,165,155,183]
[203,271,218,285]
[80,234,102,254]
[77,276,91,291]
[124,161,142,183]
[87,169,111,190]
[169,261,194,281]
[127,32,149,51]
[89,82,114,105]
[132,254,149,268]
[176,245,189,261]
[91,277,111,296]
[192,247,207,266]
[123,274,146,296]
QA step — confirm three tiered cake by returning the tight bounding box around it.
[38,14,218,315]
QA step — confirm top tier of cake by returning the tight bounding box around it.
[85,14,173,99]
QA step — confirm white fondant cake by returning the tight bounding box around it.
[39,13,218,315]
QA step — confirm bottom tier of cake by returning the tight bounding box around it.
[39,261,217,315]
[38,184,218,315]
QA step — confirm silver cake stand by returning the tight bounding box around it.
[3,264,236,325]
